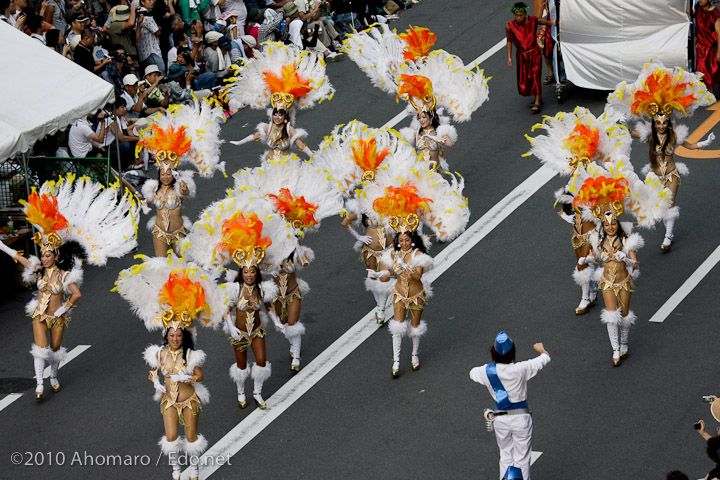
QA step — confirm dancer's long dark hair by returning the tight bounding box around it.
[392,231,427,254]
[648,118,675,171]
[163,326,195,362]
[155,169,177,195]
[417,108,440,130]
[234,266,263,286]
[599,221,628,254]
[272,108,290,141]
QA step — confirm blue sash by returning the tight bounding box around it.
[486,363,529,411]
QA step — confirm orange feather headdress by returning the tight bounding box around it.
[351,138,390,182]
[373,182,432,233]
[564,123,600,171]
[573,176,629,223]
[137,124,192,172]
[265,188,319,230]
[399,26,437,62]
[396,74,436,113]
[631,69,696,121]
[20,191,69,251]
[217,212,273,268]
[263,64,314,110]
[158,269,211,330]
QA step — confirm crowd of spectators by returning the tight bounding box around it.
[1,0,412,168]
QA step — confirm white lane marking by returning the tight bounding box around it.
[0,345,91,413]
[381,38,506,130]
[191,37,545,479]
[648,244,720,322]
[42,344,92,378]
[0,394,23,412]
[531,451,543,465]
[192,165,556,479]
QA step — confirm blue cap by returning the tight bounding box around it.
[494,331,514,355]
[504,466,523,480]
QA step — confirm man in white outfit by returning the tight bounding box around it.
[469,332,550,480]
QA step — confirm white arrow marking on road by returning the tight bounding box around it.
[531,451,543,464]
[648,244,720,322]
[188,38,553,479]
[0,345,91,413]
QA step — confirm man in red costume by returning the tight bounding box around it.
[695,0,720,92]
[506,2,556,113]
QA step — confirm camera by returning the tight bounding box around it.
[704,395,714,403]
[694,421,703,430]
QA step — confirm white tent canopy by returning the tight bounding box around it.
[0,21,115,161]
[560,0,689,90]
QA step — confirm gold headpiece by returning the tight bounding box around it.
[136,124,192,173]
[270,92,295,111]
[388,213,420,233]
[156,150,180,172]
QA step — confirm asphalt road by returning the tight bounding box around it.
[2,1,720,479]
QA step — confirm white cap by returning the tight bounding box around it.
[240,35,257,48]
[122,73,139,86]
[204,31,223,43]
[144,64,160,76]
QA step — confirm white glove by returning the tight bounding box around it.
[229,134,257,146]
[53,300,72,317]
[578,256,595,266]
[150,371,166,394]
[140,201,151,215]
[600,251,611,263]
[301,145,313,158]
[347,225,372,245]
[170,373,193,383]
[558,211,575,224]
[393,260,412,275]
[367,268,390,280]
[268,310,285,334]
[614,251,627,262]
[697,132,715,149]
[0,241,17,259]
[225,314,243,341]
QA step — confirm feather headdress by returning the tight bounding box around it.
[399,26,437,62]
[21,174,139,264]
[115,254,223,332]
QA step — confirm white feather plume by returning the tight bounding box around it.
[115,253,224,332]
[37,174,139,266]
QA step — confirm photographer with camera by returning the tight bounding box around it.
[139,64,170,108]
[74,27,112,73]
[101,50,129,92]
[135,0,165,74]
[68,111,108,158]
[469,332,550,480]
[295,0,343,55]
[165,63,212,103]
[108,5,138,59]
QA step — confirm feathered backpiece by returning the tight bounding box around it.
[182,194,297,273]
[21,174,139,264]
[569,161,672,228]
[373,182,431,233]
[114,254,223,332]
[524,107,632,175]
[229,41,334,114]
[232,156,343,233]
[399,26,437,62]
[313,121,418,197]
[136,100,226,177]
[606,61,715,122]
[344,25,489,122]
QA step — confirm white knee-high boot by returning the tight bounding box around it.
[229,363,249,408]
[30,344,51,399]
[573,266,595,315]
[365,277,394,324]
[49,347,67,392]
[388,320,406,377]
[601,309,622,366]
[662,207,679,251]
[284,322,305,372]
[251,362,272,409]
[159,436,182,479]
[184,434,207,480]
[620,310,636,359]
[407,321,427,371]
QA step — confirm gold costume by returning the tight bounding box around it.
[392,249,426,312]
[157,348,202,424]
[151,185,187,246]
[31,268,70,328]
[230,284,267,351]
